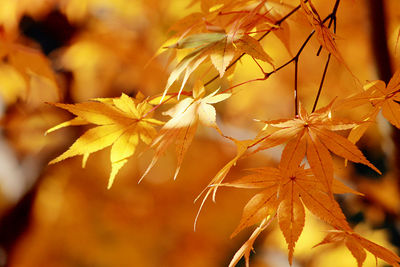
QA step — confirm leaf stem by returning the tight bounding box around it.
[216,29,315,98]
[219,77,268,94]
[252,57,267,75]
[217,29,315,96]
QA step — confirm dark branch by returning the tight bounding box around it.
[266,30,315,77]
[312,53,331,112]
[204,4,302,87]
[312,0,340,110]
[368,0,392,82]
[294,59,299,116]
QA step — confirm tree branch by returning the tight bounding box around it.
[204,4,302,87]
[367,0,400,248]
[312,53,331,112]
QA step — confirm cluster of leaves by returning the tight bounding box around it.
[2,0,399,266]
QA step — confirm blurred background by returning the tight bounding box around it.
[0,0,399,266]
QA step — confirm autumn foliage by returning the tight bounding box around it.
[0,0,400,266]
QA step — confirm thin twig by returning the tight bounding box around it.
[317,0,341,56]
[312,53,331,112]
[220,77,268,94]
[198,0,341,116]
[204,4,302,87]
[218,31,315,95]
[312,0,340,110]
[294,59,299,116]
[265,30,315,77]
[252,57,267,75]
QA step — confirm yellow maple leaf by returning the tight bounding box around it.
[160,0,276,101]
[46,93,163,189]
[140,82,231,182]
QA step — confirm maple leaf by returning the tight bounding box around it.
[366,71,400,126]
[46,93,163,189]
[254,101,380,196]
[340,69,400,144]
[347,109,379,145]
[162,31,271,100]
[223,163,357,266]
[300,0,353,74]
[140,82,231,182]
[160,0,276,100]
[315,230,400,267]
[235,34,273,62]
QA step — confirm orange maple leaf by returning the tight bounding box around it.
[300,0,353,75]
[315,230,400,267]
[254,101,380,196]
[223,164,358,266]
[341,69,400,144]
